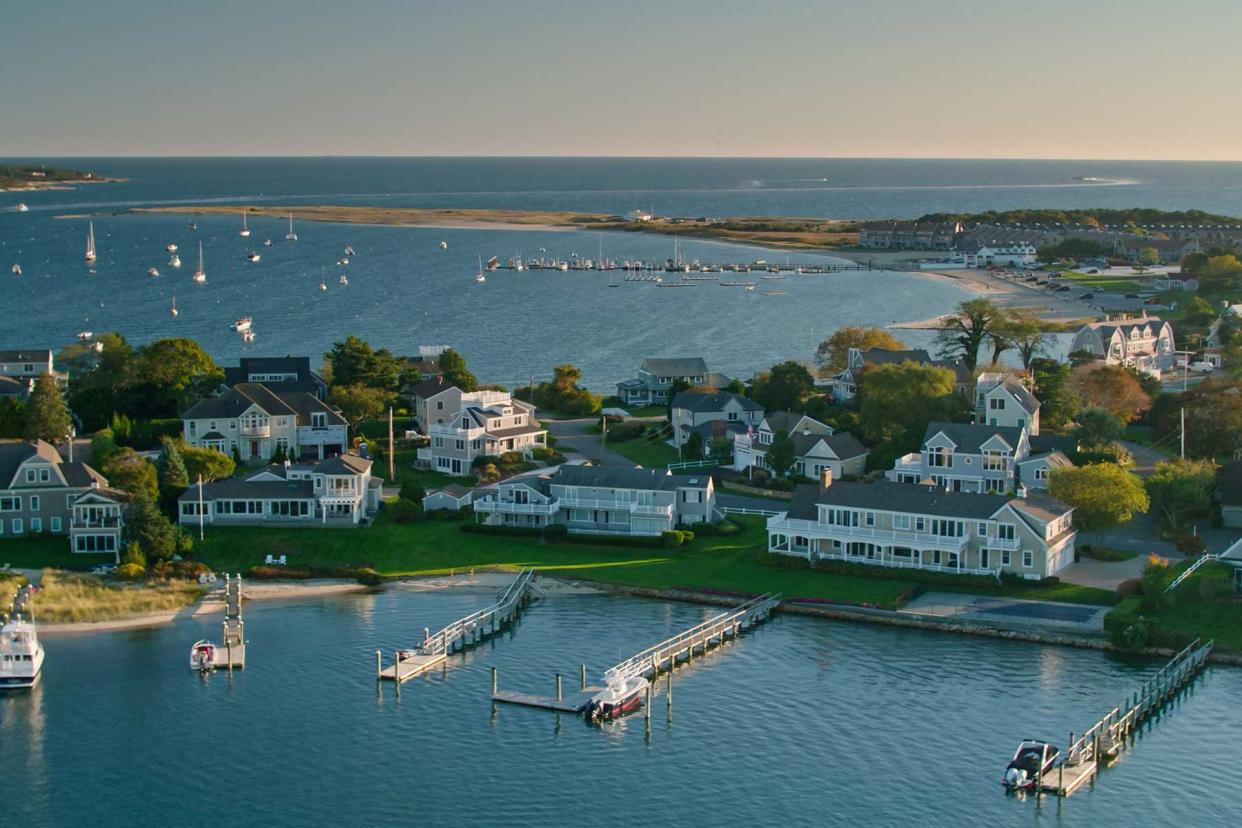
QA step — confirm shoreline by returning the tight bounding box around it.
[3,177,126,193]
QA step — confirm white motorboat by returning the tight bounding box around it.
[1,586,44,690]
[241,329,256,344]
[338,274,348,286]
[263,238,272,247]
[439,241,448,250]
[1002,739,1060,791]
[584,676,649,722]
[344,245,355,256]
[190,639,218,672]
[239,211,250,237]
[247,251,261,263]
[77,330,93,340]
[285,213,297,241]
[169,253,181,268]
[166,243,178,253]
[11,264,20,276]
[147,267,160,277]
[337,257,349,266]
[84,221,97,262]
[15,203,29,212]
[189,221,197,230]
[232,316,253,332]
[193,241,206,283]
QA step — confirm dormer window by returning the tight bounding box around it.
[311,412,327,428]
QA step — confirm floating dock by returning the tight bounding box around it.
[377,568,542,684]
[492,592,781,714]
[1028,637,1214,797]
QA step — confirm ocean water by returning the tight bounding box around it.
[3,589,1237,827]
[2,157,1238,386]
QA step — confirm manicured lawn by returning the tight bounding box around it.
[609,436,681,468]
[1056,271,1144,292]
[0,536,116,571]
[1106,560,1242,652]
[618,405,667,418]
[356,417,415,442]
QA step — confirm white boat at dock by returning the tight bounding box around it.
[585,676,649,722]
[1,586,44,691]
[190,640,218,672]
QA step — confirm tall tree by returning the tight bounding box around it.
[997,309,1047,368]
[750,361,815,412]
[1145,459,1217,532]
[935,298,1002,371]
[102,448,158,502]
[131,338,222,415]
[858,362,956,442]
[437,348,478,392]
[1071,364,1151,424]
[1049,463,1149,545]
[123,492,179,562]
[180,441,236,482]
[0,398,25,438]
[812,327,905,379]
[157,436,190,516]
[1150,378,1242,460]
[328,384,388,431]
[22,373,72,444]
[766,428,796,478]
[1072,407,1123,449]
[1029,358,1081,431]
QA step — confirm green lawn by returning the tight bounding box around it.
[1056,271,1145,292]
[0,536,116,571]
[1107,559,1242,652]
[609,436,681,468]
[617,405,668,418]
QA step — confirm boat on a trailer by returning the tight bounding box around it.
[1002,739,1060,791]
[190,640,218,672]
[584,676,648,722]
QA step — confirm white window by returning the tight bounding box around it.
[0,496,19,511]
[189,421,198,436]
[727,410,738,421]
[1022,550,1033,568]
[926,447,952,468]
[50,517,61,532]
[571,509,591,522]
[210,421,217,431]
[1034,467,1049,481]
[39,468,50,482]
[25,469,36,483]
[864,512,875,527]
[12,519,23,534]
[989,397,1004,411]
[977,522,988,536]
[684,489,701,504]
[894,515,910,530]
[998,523,1016,541]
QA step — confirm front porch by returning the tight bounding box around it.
[768,529,995,577]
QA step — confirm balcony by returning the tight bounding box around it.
[768,518,968,551]
[71,516,122,530]
[988,535,1020,549]
[472,497,559,516]
[429,423,482,439]
[560,496,673,517]
[240,423,271,437]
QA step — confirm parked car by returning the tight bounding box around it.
[1189,361,1216,374]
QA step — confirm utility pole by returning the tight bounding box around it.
[600,416,607,466]
[1180,407,1186,459]
[197,473,205,541]
[387,407,395,481]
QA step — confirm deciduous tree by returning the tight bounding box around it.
[438,348,478,392]
[1049,463,1149,544]
[812,326,905,379]
[180,441,236,482]
[1071,364,1151,424]
[858,362,956,442]
[328,384,389,431]
[103,447,158,502]
[749,361,815,412]
[1029,358,1081,431]
[935,298,1002,371]
[1145,458,1217,532]
[1072,407,1123,450]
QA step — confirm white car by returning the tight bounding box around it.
[1188,361,1216,374]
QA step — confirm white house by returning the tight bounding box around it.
[955,240,1037,268]
[975,373,1041,436]
[181,383,348,463]
[732,412,868,480]
[1069,316,1176,378]
[670,391,764,451]
[888,422,1030,494]
[415,392,546,476]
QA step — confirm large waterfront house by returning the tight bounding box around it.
[1206,304,1242,350]
[415,391,546,476]
[472,465,716,535]
[409,377,526,435]
[888,422,1029,494]
[181,382,348,463]
[0,440,126,558]
[954,240,1037,268]
[670,391,764,451]
[178,454,381,528]
[1069,316,1176,378]
[766,472,1076,579]
[615,357,730,406]
[223,356,328,400]
[857,221,962,250]
[974,372,1040,436]
[0,350,64,400]
[732,412,868,480]
[830,347,972,402]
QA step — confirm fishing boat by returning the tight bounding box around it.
[584,676,649,722]
[439,241,448,250]
[247,251,261,262]
[232,316,252,332]
[193,242,206,283]
[285,213,297,241]
[1001,740,1060,791]
[170,294,179,317]
[239,211,250,237]
[169,253,181,268]
[1,586,44,690]
[761,274,786,280]
[84,221,97,262]
[147,267,160,277]
[11,264,20,276]
[166,243,178,253]
[190,640,218,672]
[338,274,348,286]
[77,331,93,340]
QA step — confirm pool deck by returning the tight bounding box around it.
[900,592,1109,633]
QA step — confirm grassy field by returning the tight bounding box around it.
[27,571,203,624]
[1056,270,1145,292]
[608,436,681,468]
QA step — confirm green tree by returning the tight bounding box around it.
[1071,364,1151,424]
[0,398,24,438]
[935,298,1002,371]
[438,348,478,392]
[21,373,72,444]
[1072,407,1123,450]
[996,309,1047,368]
[131,338,222,416]
[123,492,179,562]
[120,541,147,570]
[1198,254,1242,293]
[858,362,956,441]
[180,442,236,482]
[812,326,905,379]
[1145,458,1217,532]
[399,479,426,502]
[1180,251,1208,275]
[157,436,189,515]
[325,336,403,393]
[665,378,692,420]
[102,448,158,502]
[1029,358,1081,432]
[532,364,601,416]
[766,428,796,477]
[1049,463,1149,545]
[750,361,815,412]
[684,430,704,460]
[1137,247,1160,267]
[328,384,389,431]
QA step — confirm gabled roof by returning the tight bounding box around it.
[794,431,868,461]
[856,348,934,367]
[786,480,1009,521]
[671,391,762,414]
[427,484,471,499]
[1022,450,1073,469]
[551,464,683,491]
[60,462,108,488]
[181,383,344,427]
[922,422,1024,454]
[641,357,708,377]
[314,454,372,475]
[0,440,61,487]
[224,356,323,390]
[0,350,52,363]
[180,477,315,501]
[993,376,1040,414]
[761,411,831,436]
[410,375,459,399]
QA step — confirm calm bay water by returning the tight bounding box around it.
[2,589,1237,827]
[5,157,1242,385]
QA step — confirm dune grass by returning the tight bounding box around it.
[30,571,203,624]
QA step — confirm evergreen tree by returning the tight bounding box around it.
[766,428,796,478]
[158,437,190,489]
[124,492,179,562]
[438,348,478,391]
[22,373,73,444]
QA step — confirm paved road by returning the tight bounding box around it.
[545,418,639,467]
[1118,440,1169,479]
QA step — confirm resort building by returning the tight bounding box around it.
[178,454,381,528]
[415,391,546,476]
[181,382,349,464]
[954,240,1037,268]
[1114,236,1200,264]
[766,472,1077,579]
[670,391,764,451]
[223,356,328,400]
[1069,317,1176,378]
[472,465,716,535]
[615,357,729,406]
[0,439,125,557]
[887,422,1029,494]
[974,373,1041,436]
[0,350,64,400]
[857,221,962,250]
[732,412,867,480]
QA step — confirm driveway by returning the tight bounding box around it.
[1057,554,1146,591]
[545,418,634,466]
[1119,440,1169,478]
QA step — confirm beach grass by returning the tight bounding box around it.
[29,571,203,624]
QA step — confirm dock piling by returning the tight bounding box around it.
[492,667,498,696]
[556,673,562,702]
[580,664,586,691]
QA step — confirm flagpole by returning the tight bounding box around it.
[198,473,204,541]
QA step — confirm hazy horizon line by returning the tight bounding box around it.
[7,153,1242,164]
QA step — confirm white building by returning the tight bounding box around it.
[181,383,348,463]
[975,373,1041,436]
[415,391,546,476]
[1069,316,1176,378]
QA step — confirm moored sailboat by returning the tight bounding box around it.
[239,211,250,237]
[85,221,97,262]
[286,213,298,241]
[193,241,206,283]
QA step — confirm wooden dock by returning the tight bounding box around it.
[492,593,781,714]
[209,574,246,670]
[377,568,541,684]
[1030,638,1213,797]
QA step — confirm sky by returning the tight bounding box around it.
[5,0,1242,159]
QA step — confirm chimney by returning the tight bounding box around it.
[819,468,833,491]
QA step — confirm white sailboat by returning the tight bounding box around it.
[286,213,298,241]
[193,241,206,283]
[85,222,97,262]
[241,329,256,344]
[475,253,486,283]
[239,211,250,237]
[319,268,327,291]
[170,293,179,317]
[339,274,349,286]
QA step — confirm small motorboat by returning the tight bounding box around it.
[166,243,178,253]
[584,676,649,722]
[344,245,355,256]
[169,254,181,268]
[241,329,256,344]
[439,241,448,250]
[247,251,261,262]
[1002,739,1060,791]
[77,330,93,341]
[15,203,29,212]
[263,238,272,247]
[147,267,160,277]
[338,274,348,286]
[190,640,217,672]
[11,264,20,276]
[337,257,349,266]
[189,221,197,230]
[232,316,252,332]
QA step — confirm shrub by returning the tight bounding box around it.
[471,455,501,469]
[499,451,524,465]
[661,530,689,548]
[750,468,770,486]
[543,524,569,543]
[249,565,314,580]
[531,447,566,464]
[478,463,501,484]
[116,563,146,581]
[399,479,426,503]
[1174,535,1207,555]
[1115,577,1143,601]
[150,559,209,580]
[389,498,425,524]
[605,420,645,442]
[121,541,147,570]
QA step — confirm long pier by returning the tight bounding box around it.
[1031,638,1214,797]
[215,574,246,670]
[492,593,782,714]
[377,568,542,684]
[489,255,880,275]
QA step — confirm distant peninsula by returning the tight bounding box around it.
[1,163,123,191]
[124,204,862,250]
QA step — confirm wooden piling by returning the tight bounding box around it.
[556,673,562,702]
[580,664,587,691]
[492,667,498,696]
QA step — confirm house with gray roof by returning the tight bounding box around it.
[1070,316,1176,378]
[732,412,868,480]
[414,390,546,476]
[975,373,1041,435]
[223,356,327,400]
[0,349,65,400]
[471,465,716,536]
[670,391,763,452]
[887,422,1030,494]
[0,439,125,559]
[615,357,728,406]
[178,453,380,528]
[181,382,348,464]
[766,473,1076,578]
[1018,450,1073,492]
